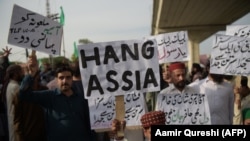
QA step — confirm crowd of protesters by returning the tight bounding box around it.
[0,46,250,141]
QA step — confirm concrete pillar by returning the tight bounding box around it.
[187,40,200,72]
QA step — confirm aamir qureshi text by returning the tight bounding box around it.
[155,128,220,137]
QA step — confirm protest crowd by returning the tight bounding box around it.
[0,44,250,141]
[1,4,250,141]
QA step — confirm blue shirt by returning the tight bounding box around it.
[19,75,92,141]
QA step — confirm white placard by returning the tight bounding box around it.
[226,25,250,38]
[210,34,250,75]
[88,92,146,130]
[8,4,63,55]
[156,93,211,125]
[145,31,189,64]
[78,39,160,98]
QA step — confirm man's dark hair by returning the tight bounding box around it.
[223,75,234,81]
[55,66,73,77]
[72,61,81,78]
[0,56,10,84]
[241,76,248,87]
[1,64,22,105]
[192,63,202,72]
[210,73,224,84]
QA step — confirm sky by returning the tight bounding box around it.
[0,0,249,63]
[0,0,152,62]
[200,12,250,54]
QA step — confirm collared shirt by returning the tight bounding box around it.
[19,75,92,141]
[199,77,234,125]
[159,83,199,95]
[188,78,206,93]
[155,83,200,111]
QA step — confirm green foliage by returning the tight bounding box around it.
[71,54,78,62]
[78,38,93,44]
[39,56,71,69]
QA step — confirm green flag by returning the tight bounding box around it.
[74,42,78,58]
[60,6,65,26]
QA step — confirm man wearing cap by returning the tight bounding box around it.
[155,62,205,124]
[110,111,165,141]
[156,62,197,96]
[140,111,166,141]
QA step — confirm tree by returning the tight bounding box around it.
[39,56,70,69]
[78,38,93,44]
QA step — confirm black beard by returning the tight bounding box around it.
[174,81,186,90]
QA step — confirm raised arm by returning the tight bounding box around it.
[19,50,52,108]
[1,46,12,57]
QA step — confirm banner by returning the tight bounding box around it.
[156,93,211,125]
[226,25,250,38]
[78,39,160,98]
[88,92,146,130]
[210,34,250,75]
[145,31,189,64]
[8,4,63,55]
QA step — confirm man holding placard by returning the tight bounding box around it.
[155,62,211,125]
[77,38,160,141]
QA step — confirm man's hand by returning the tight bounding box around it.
[109,119,126,140]
[27,50,38,76]
[2,46,12,57]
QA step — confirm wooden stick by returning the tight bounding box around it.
[115,95,125,137]
[31,50,36,56]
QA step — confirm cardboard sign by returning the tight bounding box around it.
[88,92,146,130]
[145,31,189,64]
[8,4,63,55]
[156,93,211,125]
[78,39,160,98]
[210,34,250,75]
